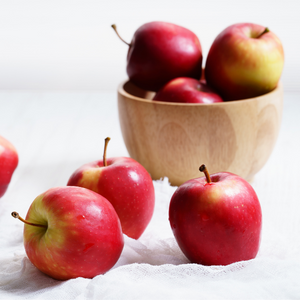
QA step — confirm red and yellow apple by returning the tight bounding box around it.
[153,77,223,104]
[112,22,203,91]
[0,135,18,198]
[169,165,262,266]
[67,138,155,240]
[12,186,124,280]
[205,23,284,101]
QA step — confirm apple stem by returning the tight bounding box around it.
[11,211,47,228]
[199,164,212,183]
[111,24,131,47]
[257,27,270,38]
[103,137,111,167]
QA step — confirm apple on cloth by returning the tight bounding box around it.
[112,21,203,91]
[0,135,18,198]
[67,137,155,240]
[153,77,223,104]
[169,164,262,266]
[205,23,284,101]
[11,186,124,280]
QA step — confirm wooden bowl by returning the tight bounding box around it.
[118,80,283,186]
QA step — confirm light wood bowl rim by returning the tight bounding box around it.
[118,80,282,106]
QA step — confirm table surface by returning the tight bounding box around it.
[0,90,300,299]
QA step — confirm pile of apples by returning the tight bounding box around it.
[9,137,155,280]
[5,139,262,280]
[113,21,284,103]
[3,20,278,282]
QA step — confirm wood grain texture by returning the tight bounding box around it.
[118,81,283,186]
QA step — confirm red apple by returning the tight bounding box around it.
[12,186,124,280]
[112,22,203,91]
[67,138,155,240]
[169,164,262,266]
[0,135,18,198]
[205,23,284,101]
[153,77,223,104]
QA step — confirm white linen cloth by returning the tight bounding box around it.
[0,92,300,299]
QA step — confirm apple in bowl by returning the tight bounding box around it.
[205,23,284,101]
[112,21,203,91]
[153,77,223,104]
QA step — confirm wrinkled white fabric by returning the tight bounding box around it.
[1,177,300,300]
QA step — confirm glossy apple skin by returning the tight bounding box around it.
[205,23,284,101]
[127,21,203,92]
[23,186,124,280]
[0,135,18,198]
[67,157,155,239]
[153,77,223,104]
[169,172,262,266]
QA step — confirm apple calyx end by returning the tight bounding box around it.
[199,164,212,184]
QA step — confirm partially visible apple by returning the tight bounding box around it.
[0,135,19,198]
[67,138,155,239]
[205,23,284,101]
[169,164,262,266]
[153,77,223,104]
[12,186,124,280]
[112,22,203,91]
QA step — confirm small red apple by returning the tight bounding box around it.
[153,77,223,104]
[67,138,155,239]
[12,186,124,280]
[205,23,284,100]
[112,22,203,91]
[0,135,19,198]
[169,164,262,266]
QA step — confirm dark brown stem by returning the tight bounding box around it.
[257,27,270,38]
[11,211,47,228]
[199,164,212,183]
[111,24,131,46]
[103,137,111,167]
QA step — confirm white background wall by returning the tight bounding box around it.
[0,0,299,91]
